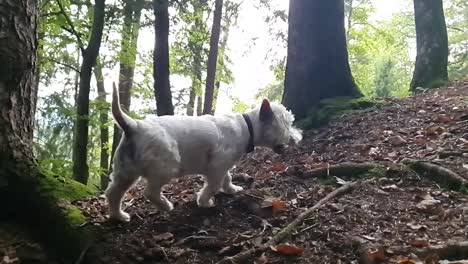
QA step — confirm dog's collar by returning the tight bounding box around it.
[242,113,255,153]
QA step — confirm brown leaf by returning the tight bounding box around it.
[270,244,304,256]
[271,200,288,213]
[425,126,445,137]
[365,248,386,262]
[395,255,413,264]
[408,239,429,248]
[270,162,288,172]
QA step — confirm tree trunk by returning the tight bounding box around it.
[110,0,144,170]
[410,0,448,91]
[153,0,174,116]
[196,95,203,116]
[212,9,233,115]
[203,0,223,115]
[72,0,106,184]
[94,59,109,189]
[0,1,91,261]
[186,87,196,116]
[283,0,361,119]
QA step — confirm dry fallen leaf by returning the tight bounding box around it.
[254,253,268,264]
[395,255,413,264]
[270,162,288,172]
[270,244,304,256]
[364,248,386,262]
[436,115,453,124]
[408,239,429,248]
[271,200,288,213]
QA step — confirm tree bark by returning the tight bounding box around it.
[153,0,174,116]
[110,0,143,170]
[196,95,203,116]
[283,0,361,119]
[94,59,109,189]
[0,0,91,261]
[72,0,106,184]
[187,84,196,116]
[203,0,223,115]
[410,0,448,91]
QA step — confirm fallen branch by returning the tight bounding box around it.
[438,149,468,159]
[388,241,468,261]
[302,162,383,178]
[218,181,365,263]
[402,159,468,190]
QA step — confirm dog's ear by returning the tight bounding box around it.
[259,99,274,122]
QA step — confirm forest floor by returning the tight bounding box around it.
[2,81,468,264]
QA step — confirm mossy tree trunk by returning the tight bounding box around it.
[72,0,106,184]
[94,58,110,189]
[410,0,448,91]
[0,0,91,261]
[153,0,174,116]
[283,0,361,119]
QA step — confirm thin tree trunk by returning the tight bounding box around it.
[203,0,223,115]
[283,0,361,119]
[196,95,203,116]
[0,1,90,260]
[410,0,448,91]
[212,9,233,115]
[94,59,109,189]
[153,0,174,116]
[72,0,106,184]
[186,87,196,116]
[345,0,353,41]
[110,0,143,169]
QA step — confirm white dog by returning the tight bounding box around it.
[105,85,302,222]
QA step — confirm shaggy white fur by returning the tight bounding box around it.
[105,84,302,222]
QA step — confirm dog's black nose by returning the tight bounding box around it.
[273,144,285,154]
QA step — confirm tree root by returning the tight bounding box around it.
[388,241,468,261]
[302,162,382,178]
[217,181,365,264]
[353,238,468,263]
[402,158,468,190]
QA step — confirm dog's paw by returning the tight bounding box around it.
[159,200,174,211]
[197,197,215,208]
[109,211,130,222]
[222,184,244,194]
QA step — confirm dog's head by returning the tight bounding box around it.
[253,99,302,154]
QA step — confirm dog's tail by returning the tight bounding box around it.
[112,82,137,135]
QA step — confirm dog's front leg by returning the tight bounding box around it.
[197,171,225,208]
[221,171,244,194]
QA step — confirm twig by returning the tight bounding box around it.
[56,0,85,52]
[43,57,80,73]
[217,181,365,263]
[74,242,91,264]
[388,240,468,260]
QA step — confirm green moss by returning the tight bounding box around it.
[297,96,383,129]
[63,205,87,227]
[37,172,96,201]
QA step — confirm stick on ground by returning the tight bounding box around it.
[218,180,365,264]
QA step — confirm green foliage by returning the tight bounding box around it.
[255,59,285,102]
[231,96,250,113]
[445,0,468,80]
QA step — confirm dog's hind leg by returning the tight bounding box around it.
[105,173,138,222]
[144,177,173,211]
[220,172,244,194]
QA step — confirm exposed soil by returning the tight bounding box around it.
[3,82,468,264]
